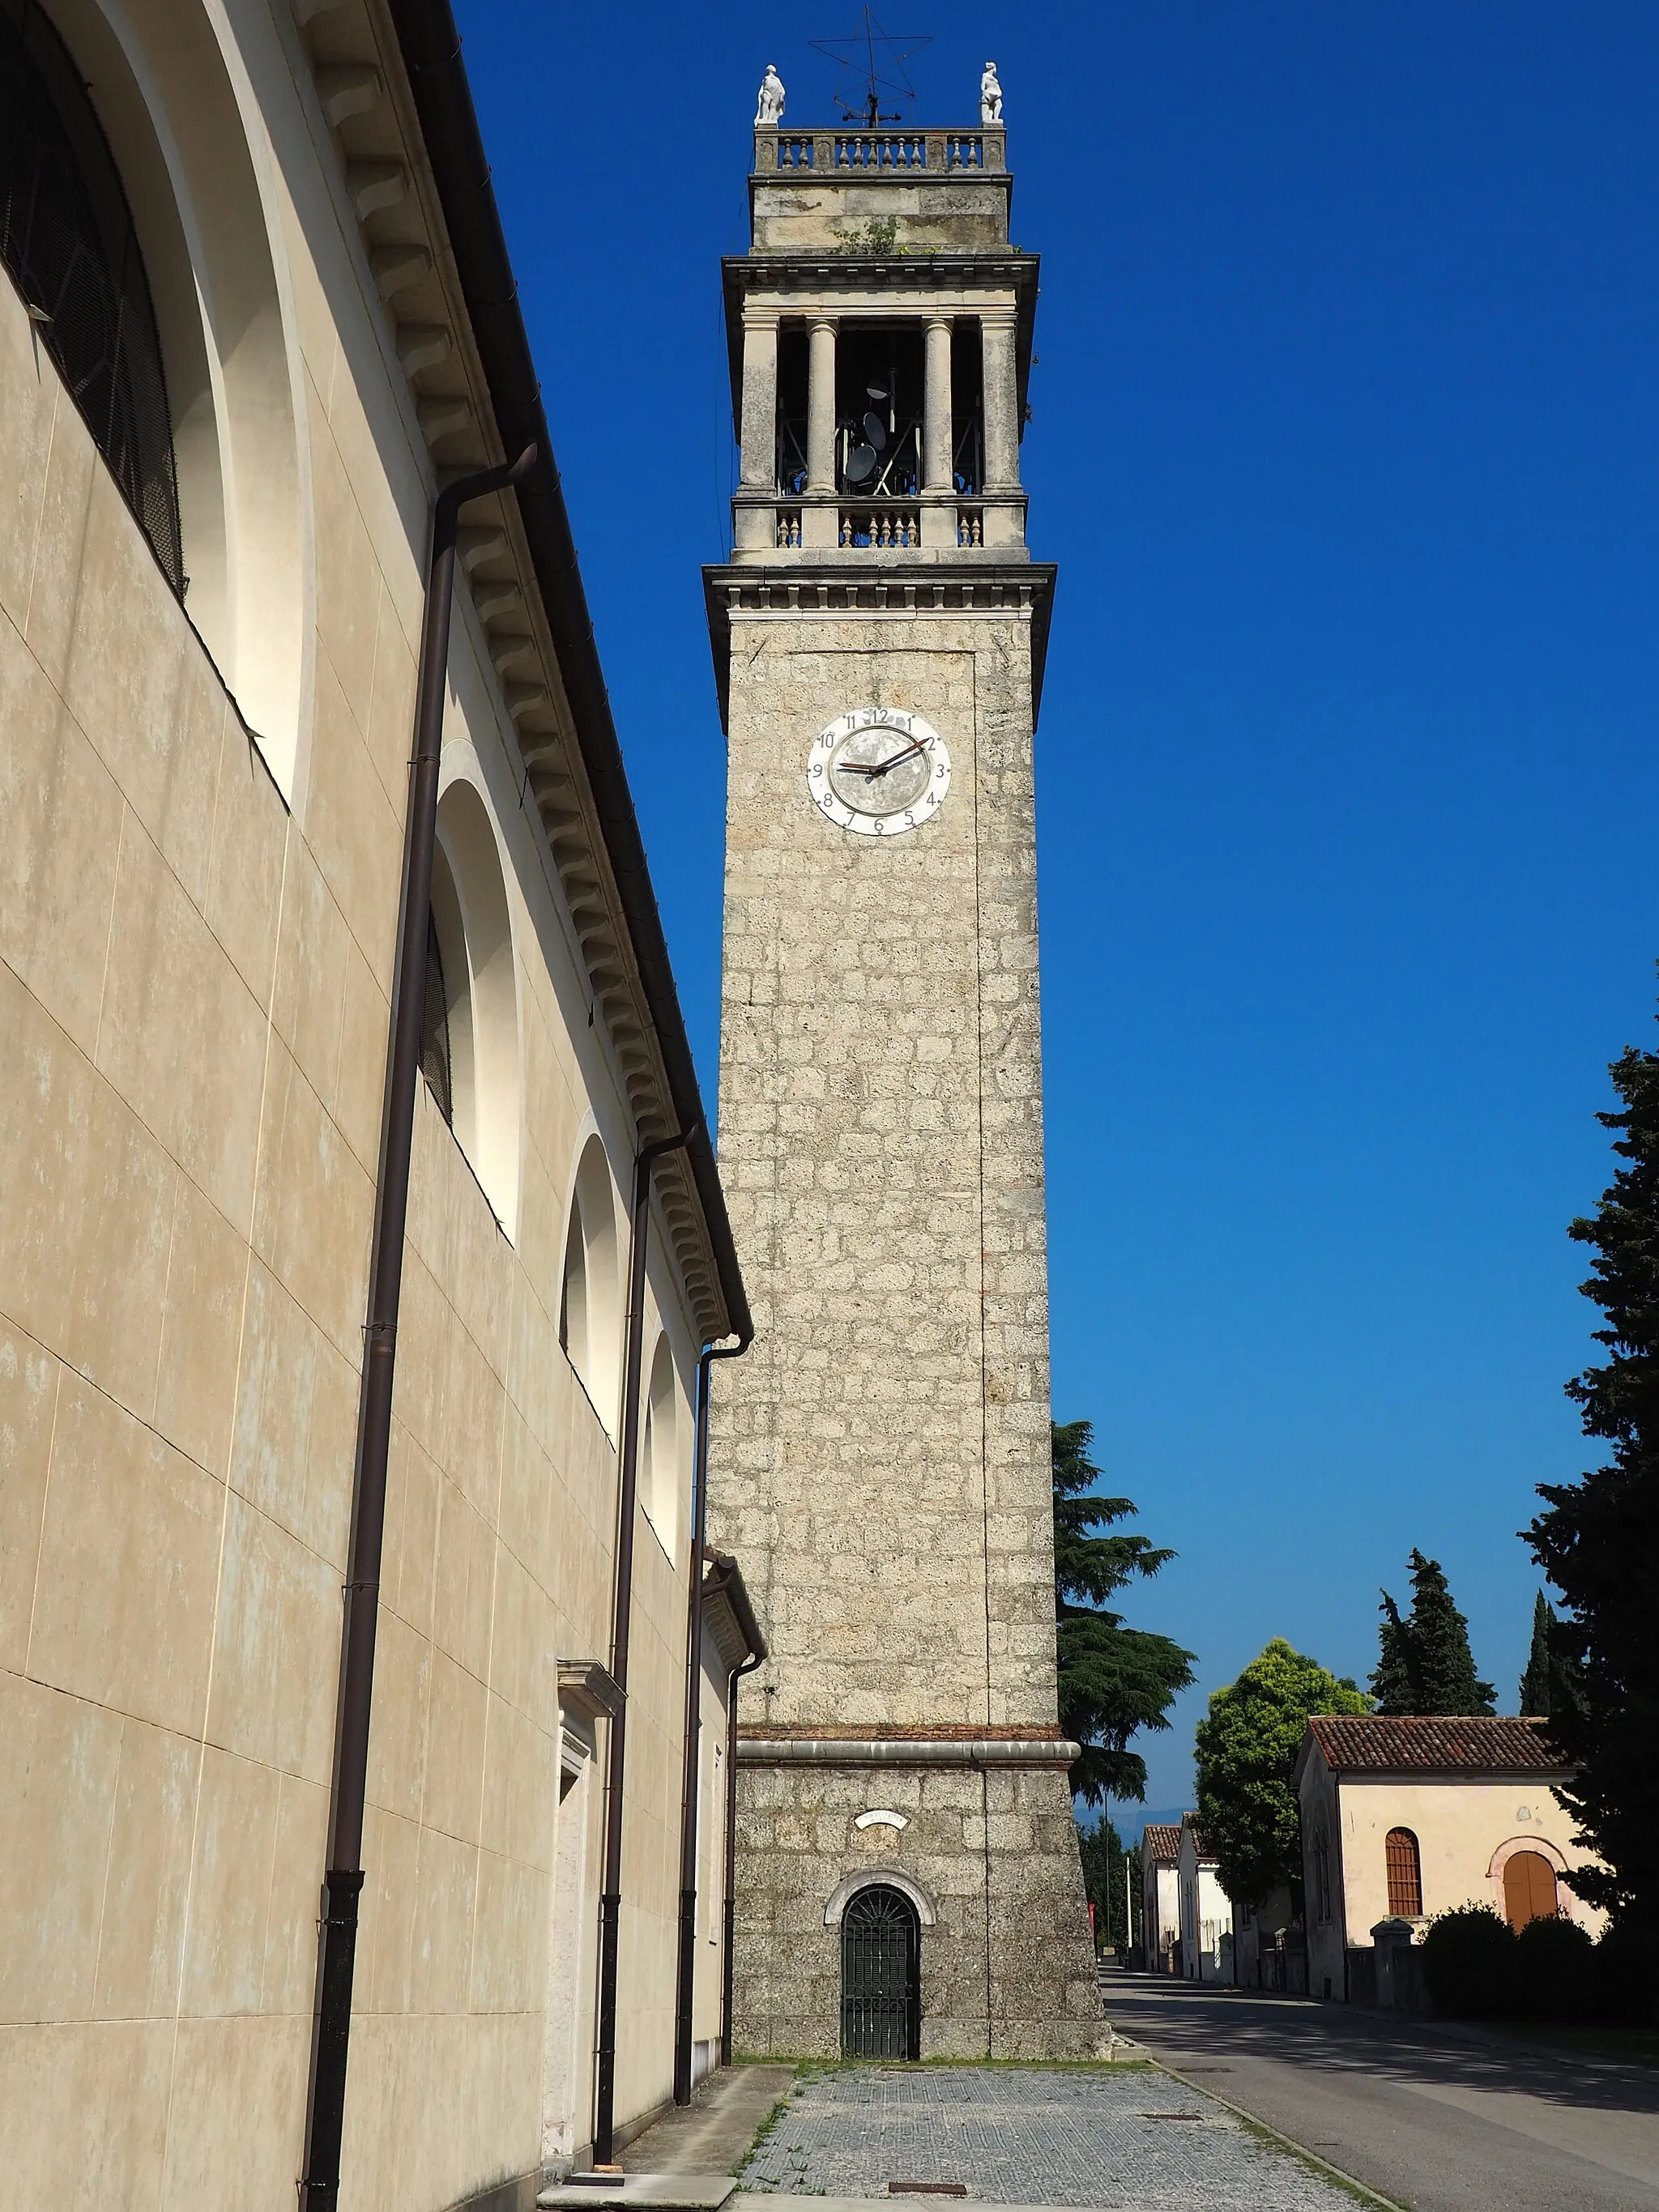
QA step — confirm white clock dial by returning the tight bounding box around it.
[805,707,950,837]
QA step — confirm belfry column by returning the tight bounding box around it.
[979,309,1021,547]
[923,314,954,546]
[804,315,838,548]
[736,307,779,550]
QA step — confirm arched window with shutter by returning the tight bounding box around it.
[1384,1827,1422,1919]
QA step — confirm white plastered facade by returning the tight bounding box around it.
[0,1,739,2204]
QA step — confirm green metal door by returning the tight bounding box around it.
[840,1885,919,2058]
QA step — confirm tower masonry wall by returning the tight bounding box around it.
[709,609,1059,1733]
[730,1760,1104,2060]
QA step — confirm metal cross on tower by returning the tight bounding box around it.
[809,5,930,128]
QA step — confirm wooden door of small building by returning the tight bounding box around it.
[841,1885,920,2058]
[1503,1850,1559,1930]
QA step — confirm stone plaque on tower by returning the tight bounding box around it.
[705,70,1103,2059]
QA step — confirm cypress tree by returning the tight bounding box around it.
[1528,1016,1659,1917]
[1519,1591,1554,1717]
[1368,1549,1495,1715]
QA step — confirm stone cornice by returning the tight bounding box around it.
[702,560,1057,731]
[736,1730,1080,1770]
[286,0,744,1343]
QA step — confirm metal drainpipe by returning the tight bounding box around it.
[720,1646,764,2067]
[298,445,535,2211]
[593,1122,699,2164]
[672,1331,753,2105]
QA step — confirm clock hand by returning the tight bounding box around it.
[842,739,927,778]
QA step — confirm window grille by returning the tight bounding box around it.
[1384,1827,1422,1919]
[0,0,184,595]
[420,910,454,1125]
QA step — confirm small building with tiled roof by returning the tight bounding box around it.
[1137,1823,1183,1974]
[1177,1813,1234,1983]
[1294,1714,1606,2005]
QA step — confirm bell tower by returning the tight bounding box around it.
[706,76,1102,2058]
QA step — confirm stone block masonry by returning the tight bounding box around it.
[707,603,1102,2056]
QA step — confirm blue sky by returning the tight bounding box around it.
[454,2,1659,1814]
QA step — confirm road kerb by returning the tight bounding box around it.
[1149,2057,1411,2212]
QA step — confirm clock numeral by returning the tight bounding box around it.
[903,811,915,827]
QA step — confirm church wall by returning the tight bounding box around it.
[0,6,710,2204]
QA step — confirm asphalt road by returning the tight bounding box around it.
[1103,1975,1659,2212]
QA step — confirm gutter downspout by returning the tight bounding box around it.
[299,447,535,2212]
[672,1332,753,2105]
[594,1123,698,2164]
[720,1645,764,2069]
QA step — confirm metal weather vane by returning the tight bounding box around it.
[809,6,930,127]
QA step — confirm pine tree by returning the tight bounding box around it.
[1368,1549,1495,1715]
[1371,1592,1418,1715]
[1052,1420,1196,1805]
[1527,1016,1659,1918]
[1519,1591,1554,1717]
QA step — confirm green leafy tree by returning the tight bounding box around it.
[1053,1420,1195,1805]
[1369,1550,1495,1715]
[1193,1639,1371,1911]
[1527,1016,1659,1918]
[1075,1814,1129,1950]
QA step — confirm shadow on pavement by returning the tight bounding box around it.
[1102,1975,1659,2122]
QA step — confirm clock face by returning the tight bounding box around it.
[806,707,950,837]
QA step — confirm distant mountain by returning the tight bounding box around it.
[1074,1800,1192,1845]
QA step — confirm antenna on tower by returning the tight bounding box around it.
[809,6,930,128]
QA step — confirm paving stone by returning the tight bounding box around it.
[736,2063,1360,2210]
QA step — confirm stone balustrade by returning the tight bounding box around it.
[840,509,919,548]
[755,126,1006,177]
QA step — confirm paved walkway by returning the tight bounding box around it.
[1105,1973,1659,2212]
[622,2066,795,2176]
[736,2061,1365,2209]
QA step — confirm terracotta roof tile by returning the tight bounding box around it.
[1141,1823,1182,1862]
[1306,1714,1572,1775]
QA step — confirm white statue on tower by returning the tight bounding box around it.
[755,64,786,126]
[979,61,1003,123]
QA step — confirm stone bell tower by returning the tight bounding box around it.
[705,77,1102,2059]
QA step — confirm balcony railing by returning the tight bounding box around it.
[754,126,1006,177]
[840,509,919,548]
[834,133,927,169]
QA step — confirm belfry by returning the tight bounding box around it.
[706,67,1103,2056]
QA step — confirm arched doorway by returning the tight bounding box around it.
[1503,1850,1559,1931]
[841,1884,920,2059]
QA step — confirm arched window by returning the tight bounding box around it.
[0,0,182,590]
[413,783,522,1229]
[1384,1828,1422,1920]
[560,1135,619,1432]
[1503,1850,1559,1932]
[420,909,454,1124]
[640,1332,678,1556]
[841,1884,920,2059]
